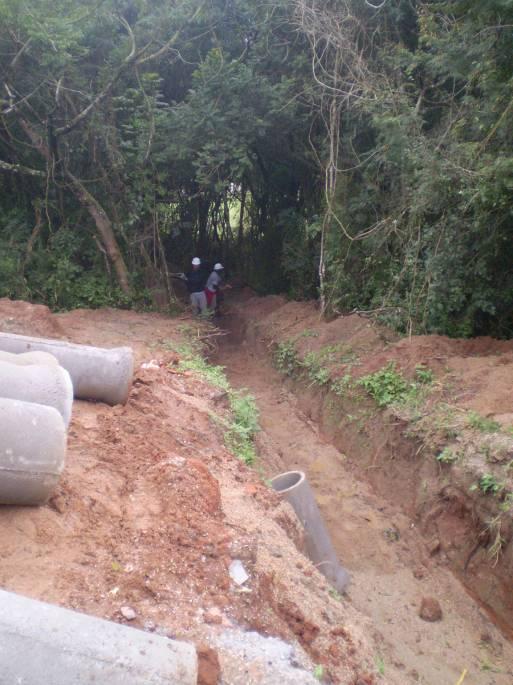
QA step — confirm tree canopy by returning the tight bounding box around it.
[1,0,512,336]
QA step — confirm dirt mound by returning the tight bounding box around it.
[0,298,65,338]
[0,304,380,685]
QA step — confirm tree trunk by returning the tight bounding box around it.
[19,118,131,296]
[67,172,131,295]
[196,196,210,254]
[237,184,246,252]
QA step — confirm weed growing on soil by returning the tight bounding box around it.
[273,340,299,376]
[358,361,434,409]
[179,355,231,392]
[224,392,260,465]
[274,340,359,392]
[467,411,501,433]
[471,473,502,495]
[313,664,324,681]
[331,374,353,397]
[414,364,434,384]
[165,339,259,465]
[302,351,331,386]
[375,654,385,676]
[436,447,459,464]
[358,362,408,407]
[328,588,343,601]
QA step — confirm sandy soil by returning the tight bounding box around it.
[0,300,383,685]
[214,294,513,685]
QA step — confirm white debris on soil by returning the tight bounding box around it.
[140,359,160,369]
[120,605,137,620]
[213,629,318,685]
[229,559,249,586]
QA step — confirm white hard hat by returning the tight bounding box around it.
[191,257,201,266]
[214,263,224,270]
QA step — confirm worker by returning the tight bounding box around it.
[205,263,228,315]
[184,257,208,315]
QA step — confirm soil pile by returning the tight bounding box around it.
[0,300,380,685]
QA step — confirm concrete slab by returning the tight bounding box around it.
[0,589,197,684]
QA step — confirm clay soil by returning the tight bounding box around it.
[1,295,513,684]
[213,292,513,685]
[0,299,383,685]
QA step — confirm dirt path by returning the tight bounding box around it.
[215,311,513,685]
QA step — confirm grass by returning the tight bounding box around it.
[302,351,331,387]
[164,338,259,465]
[331,373,354,397]
[274,338,360,395]
[467,411,501,433]
[313,664,324,681]
[375,654,385,676]
[224,391,260,465]
[328,588,343,601]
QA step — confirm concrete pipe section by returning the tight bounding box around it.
[271,470,350,592]
[0,589,197,684]
[0,349,58,366]
[0,359,73,427]
[0,398,66,505]
[0,331,134,405]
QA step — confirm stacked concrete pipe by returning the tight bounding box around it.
[0,333,133,505]
[0,331,133,405]
[0,588,197,684]
[271,470,350,592]
[0,349,59,367]
[0,398,66,505]
[0,359,73,427]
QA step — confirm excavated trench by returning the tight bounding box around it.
[213,303,513,685]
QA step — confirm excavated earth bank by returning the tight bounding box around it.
[0,298,382,685]
[1,295,513,684]
[212,291,513,685]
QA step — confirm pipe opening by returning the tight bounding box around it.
[271,470,305,493]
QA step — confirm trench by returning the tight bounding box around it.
[213,306,513,685]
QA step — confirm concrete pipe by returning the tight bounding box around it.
[0,359,73,427]
[271,470,350,593]
[0,349,58,366]
[0,331,133,405]
[0,398,66,505]
[0,589,197,684]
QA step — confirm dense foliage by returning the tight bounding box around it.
[0,0,512,336]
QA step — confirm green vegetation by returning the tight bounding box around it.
[165,338,259,465]
[273,341,299,377]
[313,664,324,681]
[331,374,354,398]
[436,447,459,465]
[467,412,501,434]
[0,2,512,336]
[301,351,331,387]
[473,474,502,496]
[358,363,409,408]
[358,362,433,409]
[328,588,343,602]
[375,654,385,677]
[274,338,360,394]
